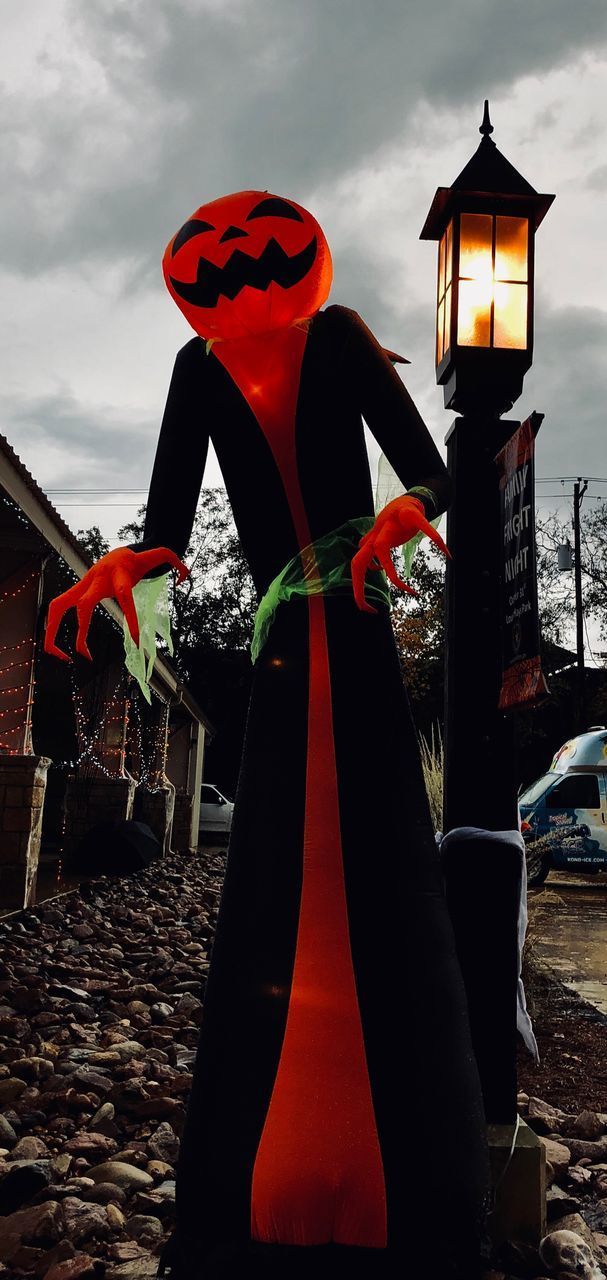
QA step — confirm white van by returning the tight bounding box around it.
[519,727,607,882]
[198,784,234,842]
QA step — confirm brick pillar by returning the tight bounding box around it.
[63,774,136,857]
[172,791,195,852]
[0,754,50,912]
[137,782,175,855]
[64,663,136,859]
[132,698,175,856]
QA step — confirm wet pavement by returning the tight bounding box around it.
[529,870,607,1017]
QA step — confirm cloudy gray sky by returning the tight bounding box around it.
[2,0,607,559]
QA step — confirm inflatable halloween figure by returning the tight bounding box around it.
[45,191,490,1278]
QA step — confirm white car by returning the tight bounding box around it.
[199,784,234,841]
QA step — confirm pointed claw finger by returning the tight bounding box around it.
[45,641,72,662]
[44,594,74,660]
[116,583,140,646]
[75,591,97,661]
[351,545,376,612]
[418,517,450,559]
[134,547,190,583]
[379,548,418,597]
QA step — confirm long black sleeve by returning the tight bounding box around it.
[129,338,209,573]
[334,306,451,519]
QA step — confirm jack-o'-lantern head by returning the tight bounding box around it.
[163,190,332,341]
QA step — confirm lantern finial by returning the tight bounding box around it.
[479,100,494,138]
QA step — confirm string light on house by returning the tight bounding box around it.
[0,570,38,605]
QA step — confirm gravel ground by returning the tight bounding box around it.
[2,850,607,1279]
[0,848,226,1279]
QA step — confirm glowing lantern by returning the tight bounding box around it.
[421,102,554,415]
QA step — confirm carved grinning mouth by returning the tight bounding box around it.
[169,236,318,309]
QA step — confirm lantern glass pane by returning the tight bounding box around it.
[459,213,493,281]
[457,279,491,346]
[437,299,445,362]
[495,216,528,282]
[444,282,452,354]
[438,233,446,298]
[445,221,453,287]
[494,281,527,349]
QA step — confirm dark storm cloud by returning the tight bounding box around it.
[1,0,606,279]
[2,389,157,487]
[521,301,607,483]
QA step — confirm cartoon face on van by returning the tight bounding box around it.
[519,729,607,872]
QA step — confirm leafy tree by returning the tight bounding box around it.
[115,491,258,792]
[76,525,110,563]
[116,489,257,674]
[581,499,607,641]
[390,547,446,733]
[535,499,607,647]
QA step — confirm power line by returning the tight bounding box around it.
[46,489,148,494]
[536,476,607,484]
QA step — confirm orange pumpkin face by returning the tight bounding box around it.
[163,190,333,341]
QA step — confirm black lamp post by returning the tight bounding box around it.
[420,100,554,832]
[421,100,553,421]
[420,104,554,1128]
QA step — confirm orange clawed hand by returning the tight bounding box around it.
[351,495,450,614]
[44,546,190,662]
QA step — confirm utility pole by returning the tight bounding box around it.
[573,478,588,727]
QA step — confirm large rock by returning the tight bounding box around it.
[0,1116,17,1147]
[125,1215,163,1243]
[0,1199,63,1264]
[61,1196,111,1245]
[10,1056,54,1083]
[103,1042,147,1064]
[0,1159,53,1214]
[86,1162,154,1192]
[527,1096,573,1136]
[83,1181,127,1206]
[64,1132,119,1161]
[0,1077,27,1104]
[104,1255,158,1279]
[147,1122,179,1165]
[44,1255,105,1280]
[561,1109,606,1141]
[10,1135,49,1159]
[539,1136,571,1176]
[88,1101,116,1133]
[557,1135,607,1163]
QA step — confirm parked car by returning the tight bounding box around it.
[199,784,234,842]
[519,727,607,884]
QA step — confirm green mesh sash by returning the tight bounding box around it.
[251,517,389,664]
[122,573,173,703]
[121,493,442,687]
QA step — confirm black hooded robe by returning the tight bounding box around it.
[139,305,490,1279]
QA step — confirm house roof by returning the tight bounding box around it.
[0,432,214,735]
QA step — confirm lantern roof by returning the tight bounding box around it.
[420,101,555,240]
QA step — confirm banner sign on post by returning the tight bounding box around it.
[495,413,549,710]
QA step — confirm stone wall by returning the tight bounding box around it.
[135,782,175,856]
[63,774,136,857]
[0,755,50,912]
[172,792,195,853]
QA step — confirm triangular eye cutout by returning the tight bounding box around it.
[219,225,249,243]
[172,219,214,256]
[246,197,303,223]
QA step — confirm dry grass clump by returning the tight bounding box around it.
[419,726,444,835]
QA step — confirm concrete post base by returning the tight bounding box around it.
[136,783,175,856]
[487,1118,546,1247]
[172,791,195,853]
[0,755,51,913]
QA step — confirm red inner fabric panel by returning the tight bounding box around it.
[215,329,387,1248]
